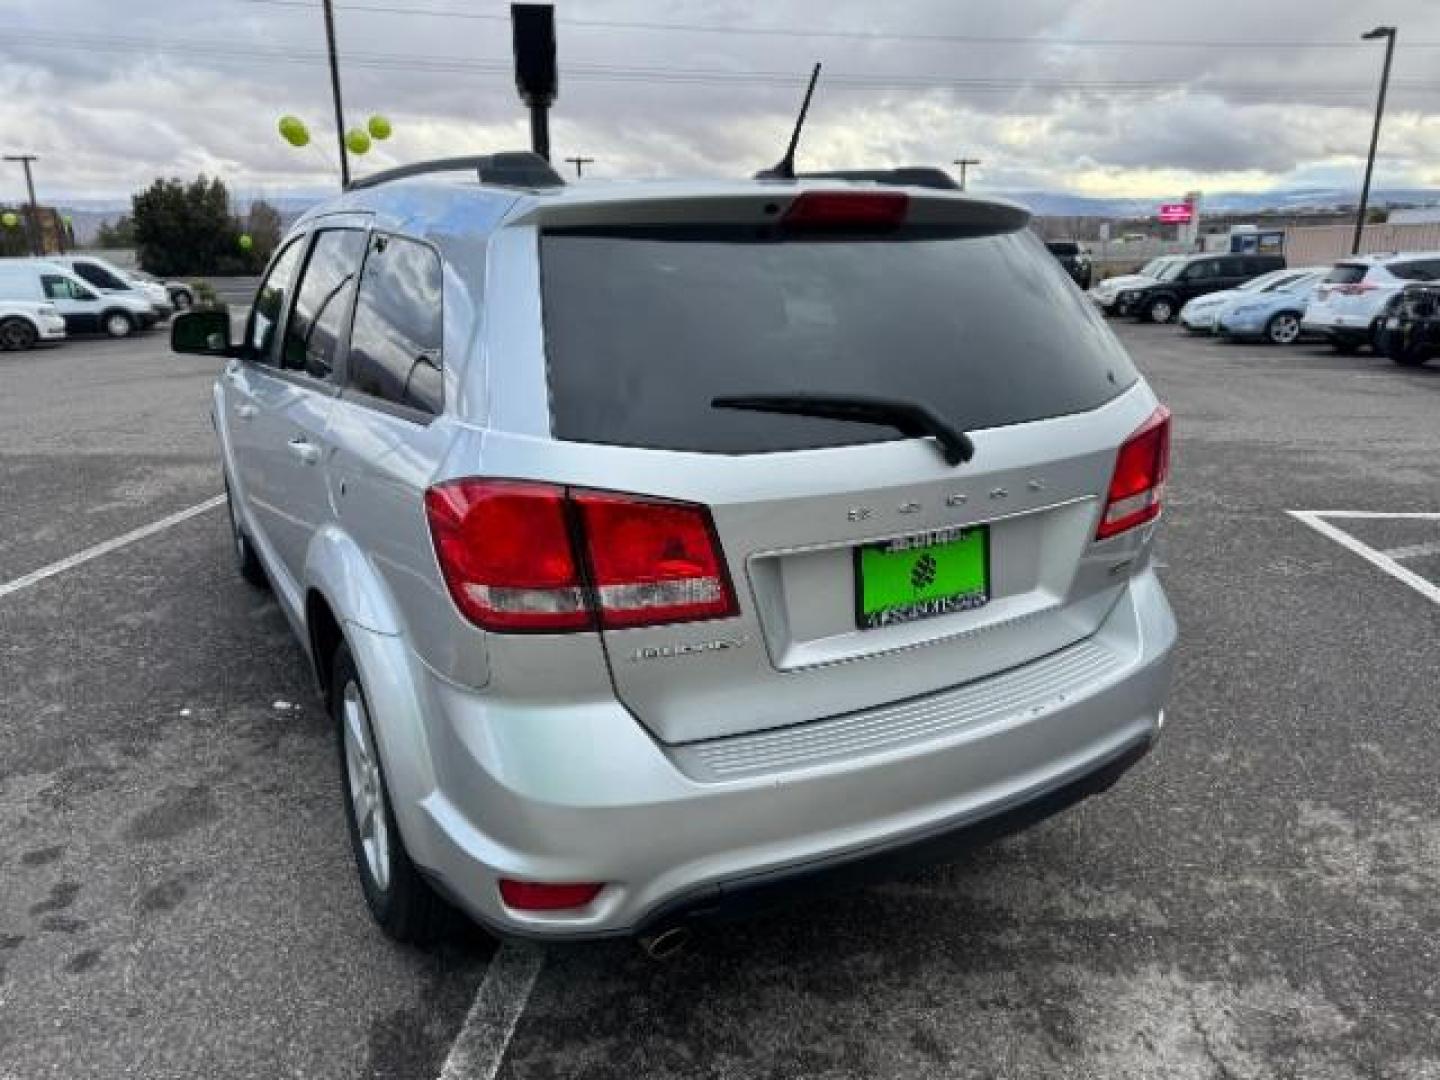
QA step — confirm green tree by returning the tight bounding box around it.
[244,199,283,265]
[132,174,248,276]
[0,207,28,256]
[95,214,136,249]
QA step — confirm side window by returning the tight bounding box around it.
[74,262,128,290]
[281,228,367,381]
[346,234,443,417]
[1185,261,1216,281]
[247,239,305,363]
[42,275,94,301]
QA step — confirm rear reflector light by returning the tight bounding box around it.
[783,191,908,229]
[425,480,739,633]
[1097,406,1171,540]
[498,879,604,912]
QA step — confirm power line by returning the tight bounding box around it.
[5,28,1435,103]
[225,0,1440,49]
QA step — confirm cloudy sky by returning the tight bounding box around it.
[2,0,1438,203]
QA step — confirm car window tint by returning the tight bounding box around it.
[345,234,444,417]
[248,239,305,364]
[73,262,129,290]
[1391,260,1440,282]
[542,225,1138,455]
[281,228,367,381]
[1325,264,1368,285]
[1187,261,1217,281]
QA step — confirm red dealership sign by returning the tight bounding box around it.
[1158,202,1194,223]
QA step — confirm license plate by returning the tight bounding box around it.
[854,526,990,630]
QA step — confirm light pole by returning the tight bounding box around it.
[1352,25,1396,255]
[952,157,980,192]
[564,156,593,178]
[3,154,42,255]
[321,0,351,187]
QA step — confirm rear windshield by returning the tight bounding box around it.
[540,225,1138,455]
[1326,264,1368,285]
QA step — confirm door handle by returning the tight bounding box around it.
[235,404,258,421]
[287,437,321,465]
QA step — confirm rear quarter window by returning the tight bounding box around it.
[540,224,1138,455]
[1325,264,1369,285]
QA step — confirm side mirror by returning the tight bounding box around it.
[171,309,239,358]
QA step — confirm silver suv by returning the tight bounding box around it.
[172,154,1177,944]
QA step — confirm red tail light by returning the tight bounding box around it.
[574,491,738,628]
[498,878,604,911]
[425,480,738,633]
[783,191,908,229]
[1097,406,1171,540]
[1335,282,1377,296]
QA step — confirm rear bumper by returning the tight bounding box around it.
[379,567,1176,939]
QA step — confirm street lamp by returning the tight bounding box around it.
[1353,25,1397,255]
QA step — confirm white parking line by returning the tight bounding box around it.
[0,495,227,600]
[1288,510,1440,606]
[438,942,545,1080]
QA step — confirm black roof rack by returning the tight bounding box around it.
[789,167,960,191]
[347,152,565,192]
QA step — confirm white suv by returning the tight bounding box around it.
[1303,253,1440,353]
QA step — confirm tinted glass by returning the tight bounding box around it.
[248,239,305,362]
[1046,241,1080,257]
[1325,264,1368,285]
[541,226,1138,455]
[1156,261,1186,282]
[1390,260,1440,282]
[281,229,366,381]
[346,234,443,416]
[1185,261,1219,281]
[73,261,129,290]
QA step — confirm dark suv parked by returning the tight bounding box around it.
[1120,253,1287,323]
[1381,283,1440,368]
[1045,240,1092,289]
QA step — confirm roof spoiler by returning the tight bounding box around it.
[796,168,960,192]
[347,152,565,192]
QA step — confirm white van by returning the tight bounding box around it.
[46,254,174,319]
[0,260,157,337]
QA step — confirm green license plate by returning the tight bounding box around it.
[854,526,990,630]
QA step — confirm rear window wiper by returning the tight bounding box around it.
[711,393,975,465]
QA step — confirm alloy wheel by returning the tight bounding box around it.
[342,680,390,892]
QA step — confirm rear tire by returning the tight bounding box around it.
[1145,296,1176,324]
[1264,311,1302,345]
[0,317,38,351]
[103,311,134,338]
[333,643,452,944]
[1389,341,1432,367]
[225,477,268,588]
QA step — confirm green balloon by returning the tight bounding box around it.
[63,214,73,225]
[278,115,310,148]
[367,114,392,140]
[345,128,372,155]
[238,234,254,251]
[1,211,17,228]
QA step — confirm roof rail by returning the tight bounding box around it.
[347,152,565,192]
[792,167,960,191]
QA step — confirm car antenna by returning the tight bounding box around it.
[755,62,821,180]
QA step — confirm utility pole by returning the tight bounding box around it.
[321,0,351,187]
[564,156,593,178]
[952,157,980,192]
[1353,25,1397,255]
[4,154,42,255]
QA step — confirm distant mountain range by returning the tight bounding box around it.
[45,187,1440,244]
[999,188,1440,218]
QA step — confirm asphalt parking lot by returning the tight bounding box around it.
[3,322,1439,1079]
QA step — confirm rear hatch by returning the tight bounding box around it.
[1311,262,1387,323]
[529,190,1158,745]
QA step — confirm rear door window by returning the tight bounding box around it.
[281,228,367,382]
[541,225,1138,455]
[344,233,444,418]
[1325,264,1368,285]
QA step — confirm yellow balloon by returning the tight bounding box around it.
[1,211,17,228]
[345,128,372,155]
[238,234,254,251]
[278,115,310,148]
[367,114,392,140]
